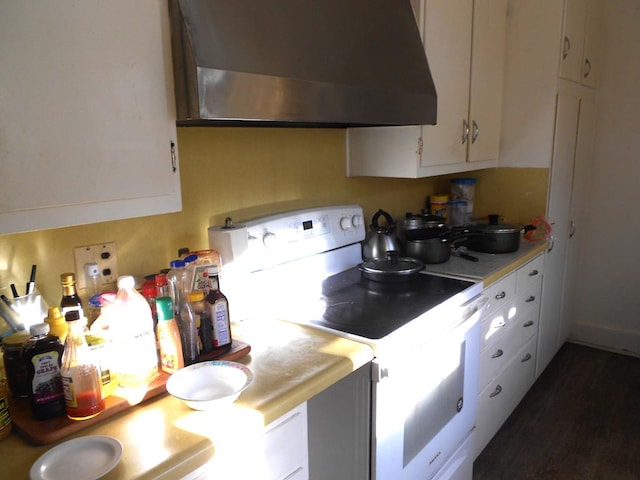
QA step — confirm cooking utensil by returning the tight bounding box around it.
[466,214,536,253]
[396,207,447,248]
[362,209,400,261]
[359,251,424,282]
[404,229,473,264]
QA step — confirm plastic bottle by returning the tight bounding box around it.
[59,272,84,319]
[61,311,105,420]
[109,276,159,395]
[44,306,68,344]
[180,293,201,365]
[167,259,189,316]
[155,297,184,374]
[23,323,66,420]
[204,266,232,354]
[85,333,117,399]
[0,376,12,440]
[190,290,212,354]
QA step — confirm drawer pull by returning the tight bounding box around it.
[528,269,539,277]
[521,353,532,362]
[489,385,503,398]
[523,320,535,328]
[491,349,504,359]
[525,295,536,303]
[495,291,506,300]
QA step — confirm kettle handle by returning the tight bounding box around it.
[371,209,395,233]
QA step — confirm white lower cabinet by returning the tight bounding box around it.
[474,255,544,459]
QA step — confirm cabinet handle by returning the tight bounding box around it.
[583,58,591,79]
[563,36,570,60]
[495,291,506,300]
[570,221,576,238]
[528,269,539,277]
[525,296,536,303]
[521,353,532,362]
[462,119,469,144]
[491,349,504,359]
[547,235,555,253]
[471,120,479,144]
[489,385,503,398]
[523,320,535,328]
[170,141,177,173]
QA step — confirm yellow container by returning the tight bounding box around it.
[45,306,68,343]
[430,194,449,220]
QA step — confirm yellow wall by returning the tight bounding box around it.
[0,128,548,304]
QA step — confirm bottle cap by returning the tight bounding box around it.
[29,322,50,336]
[2,330,31,348]
[188,291,205,302]
[155,273,168,287]
[60,272,76,286]
[46,306,65,325]
[451,178,477,185]
[170,259,186,269]
[117,275,135,289]
[155,297,174,321]
[141,283,156,299]
[206,266,219,276]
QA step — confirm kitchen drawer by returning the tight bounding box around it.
[509,309,539,353]
[516,273,543,320]
[516,254,544,288]
[483,271,516,316]
[480,272,516,348]
[474,337,537,459]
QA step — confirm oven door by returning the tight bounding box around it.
[371,295,484,480]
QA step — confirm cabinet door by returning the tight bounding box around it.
[581,0,602,87]
[0,1,181,234]
[558,0,588,83]
[468,0,507,164]
[420,0,473,168]
[537,93,580,376]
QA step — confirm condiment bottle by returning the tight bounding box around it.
[204,266,232,354]
[0,376,12,441]
[191,290,213,354]
[167,259,189,317]
[180,293,200,365]
[85,333,117,399]
[109,276,158,396]
[59,272,84,319]
[61,310,105,420]
[23,323,66,420]
[155,297,184,374]
[155,273,170,298]
[44,306,68,343]
[1,331,31,397]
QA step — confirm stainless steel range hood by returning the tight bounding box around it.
[168,0,437,127]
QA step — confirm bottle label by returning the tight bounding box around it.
[62,375,77,407]
[212,300,231,347]
[30,351,64,405]
[0,395,10,429]
[192,264,217,293]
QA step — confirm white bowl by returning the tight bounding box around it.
[166,360,253,410]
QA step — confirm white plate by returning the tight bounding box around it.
[30,435,123,480]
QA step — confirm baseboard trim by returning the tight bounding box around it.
[569,322,640,358]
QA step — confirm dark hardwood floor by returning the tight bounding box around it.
[473,342,640,480]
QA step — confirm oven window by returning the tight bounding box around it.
[403,341,465,467]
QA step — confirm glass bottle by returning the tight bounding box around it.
[61,310,104,420]
[23,323,66,420]
[155,297,184,374]
[204,266,232,355]
[191,290,213,354]
[0,376,12,441]
[180,293,200,365]
[59,272,84,319]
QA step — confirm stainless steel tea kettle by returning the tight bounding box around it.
[362,209,400,261]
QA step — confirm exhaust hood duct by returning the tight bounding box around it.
[168,0,437,127]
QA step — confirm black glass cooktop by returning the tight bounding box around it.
[309,267,475,340]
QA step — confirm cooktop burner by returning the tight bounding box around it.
[310,267,475,339]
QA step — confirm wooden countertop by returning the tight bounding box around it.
[0,319,374,479]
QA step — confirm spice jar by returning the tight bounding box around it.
[1,331,31,397]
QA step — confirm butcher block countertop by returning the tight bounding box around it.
[0,320,374,479]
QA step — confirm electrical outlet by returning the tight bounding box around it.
[73,242,119,290]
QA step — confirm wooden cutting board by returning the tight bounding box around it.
[12,340,251,445]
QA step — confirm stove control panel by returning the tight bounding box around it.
[243,205,365,271]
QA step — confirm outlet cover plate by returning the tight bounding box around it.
[73,242,118,289]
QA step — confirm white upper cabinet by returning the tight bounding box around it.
[558,0,602,87]
[347,0,507,178]
[0,1,181,235]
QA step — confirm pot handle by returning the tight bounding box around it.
[371,209,396,233]
[522,224,537,234]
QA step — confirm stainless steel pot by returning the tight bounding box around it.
[396,211,446,250]
[362,209,400,261]
[466,214,536,253]
[359,251,424,282]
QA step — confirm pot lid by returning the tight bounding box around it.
[399,211,446,229]
[473,214,523,234]
[359,251,424,275]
